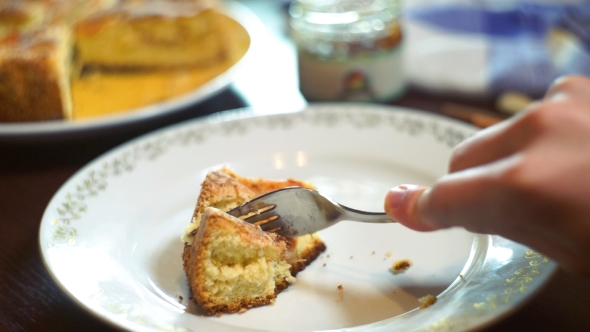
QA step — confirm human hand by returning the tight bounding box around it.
[384,75,590,276]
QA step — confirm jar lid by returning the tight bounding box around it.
[290,0,401,39]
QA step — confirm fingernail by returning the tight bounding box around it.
[387,185,408,209]
[387,184,420,209]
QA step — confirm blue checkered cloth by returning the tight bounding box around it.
[405,1,590,97]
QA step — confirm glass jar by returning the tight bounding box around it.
[289,0,406,102]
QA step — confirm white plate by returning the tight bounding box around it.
[0,1,260,141]
[39,104,557,332]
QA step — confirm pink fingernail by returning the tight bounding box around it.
[388,185,409,208]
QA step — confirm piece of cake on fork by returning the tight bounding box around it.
[182,167,326,315]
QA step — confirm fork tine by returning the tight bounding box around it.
[253,216,284,233]
[242,210,279,226]
[225,186,394,238]
[227,187,301,219]
[226,187,315,235]
[227,200,274,218]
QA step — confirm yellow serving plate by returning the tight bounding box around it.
[0,1,258,141]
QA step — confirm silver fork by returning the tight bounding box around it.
[226,187,396,238]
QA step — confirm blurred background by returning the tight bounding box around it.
[398,0,590,99]
[238,0,590,113]
[1,0,589,161]
[1,0,589,133]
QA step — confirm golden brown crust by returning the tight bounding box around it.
[289,237,327,276]
[181,233,325,314]
[192,168,255,223]
[0,25,72,122]
[221,167,317,196]
[182,168,326,315]
[419,294,437,309]
[391,259,412,274]
[0,59,65,121]
[183,208,289,315]
[182,167,256,243]
[183,167,318,243]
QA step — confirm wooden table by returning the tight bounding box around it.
[1,1,589,331]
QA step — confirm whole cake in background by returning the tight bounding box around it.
[75,0,226,70]
[182,167,326,316]
[0,0,227,122]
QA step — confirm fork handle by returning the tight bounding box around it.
[339,206,397,224]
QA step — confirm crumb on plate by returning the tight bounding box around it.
[390,259,412,274]
[418,294,437,309]
[335,285,344,301]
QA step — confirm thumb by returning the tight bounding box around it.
[384,185,439,232]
